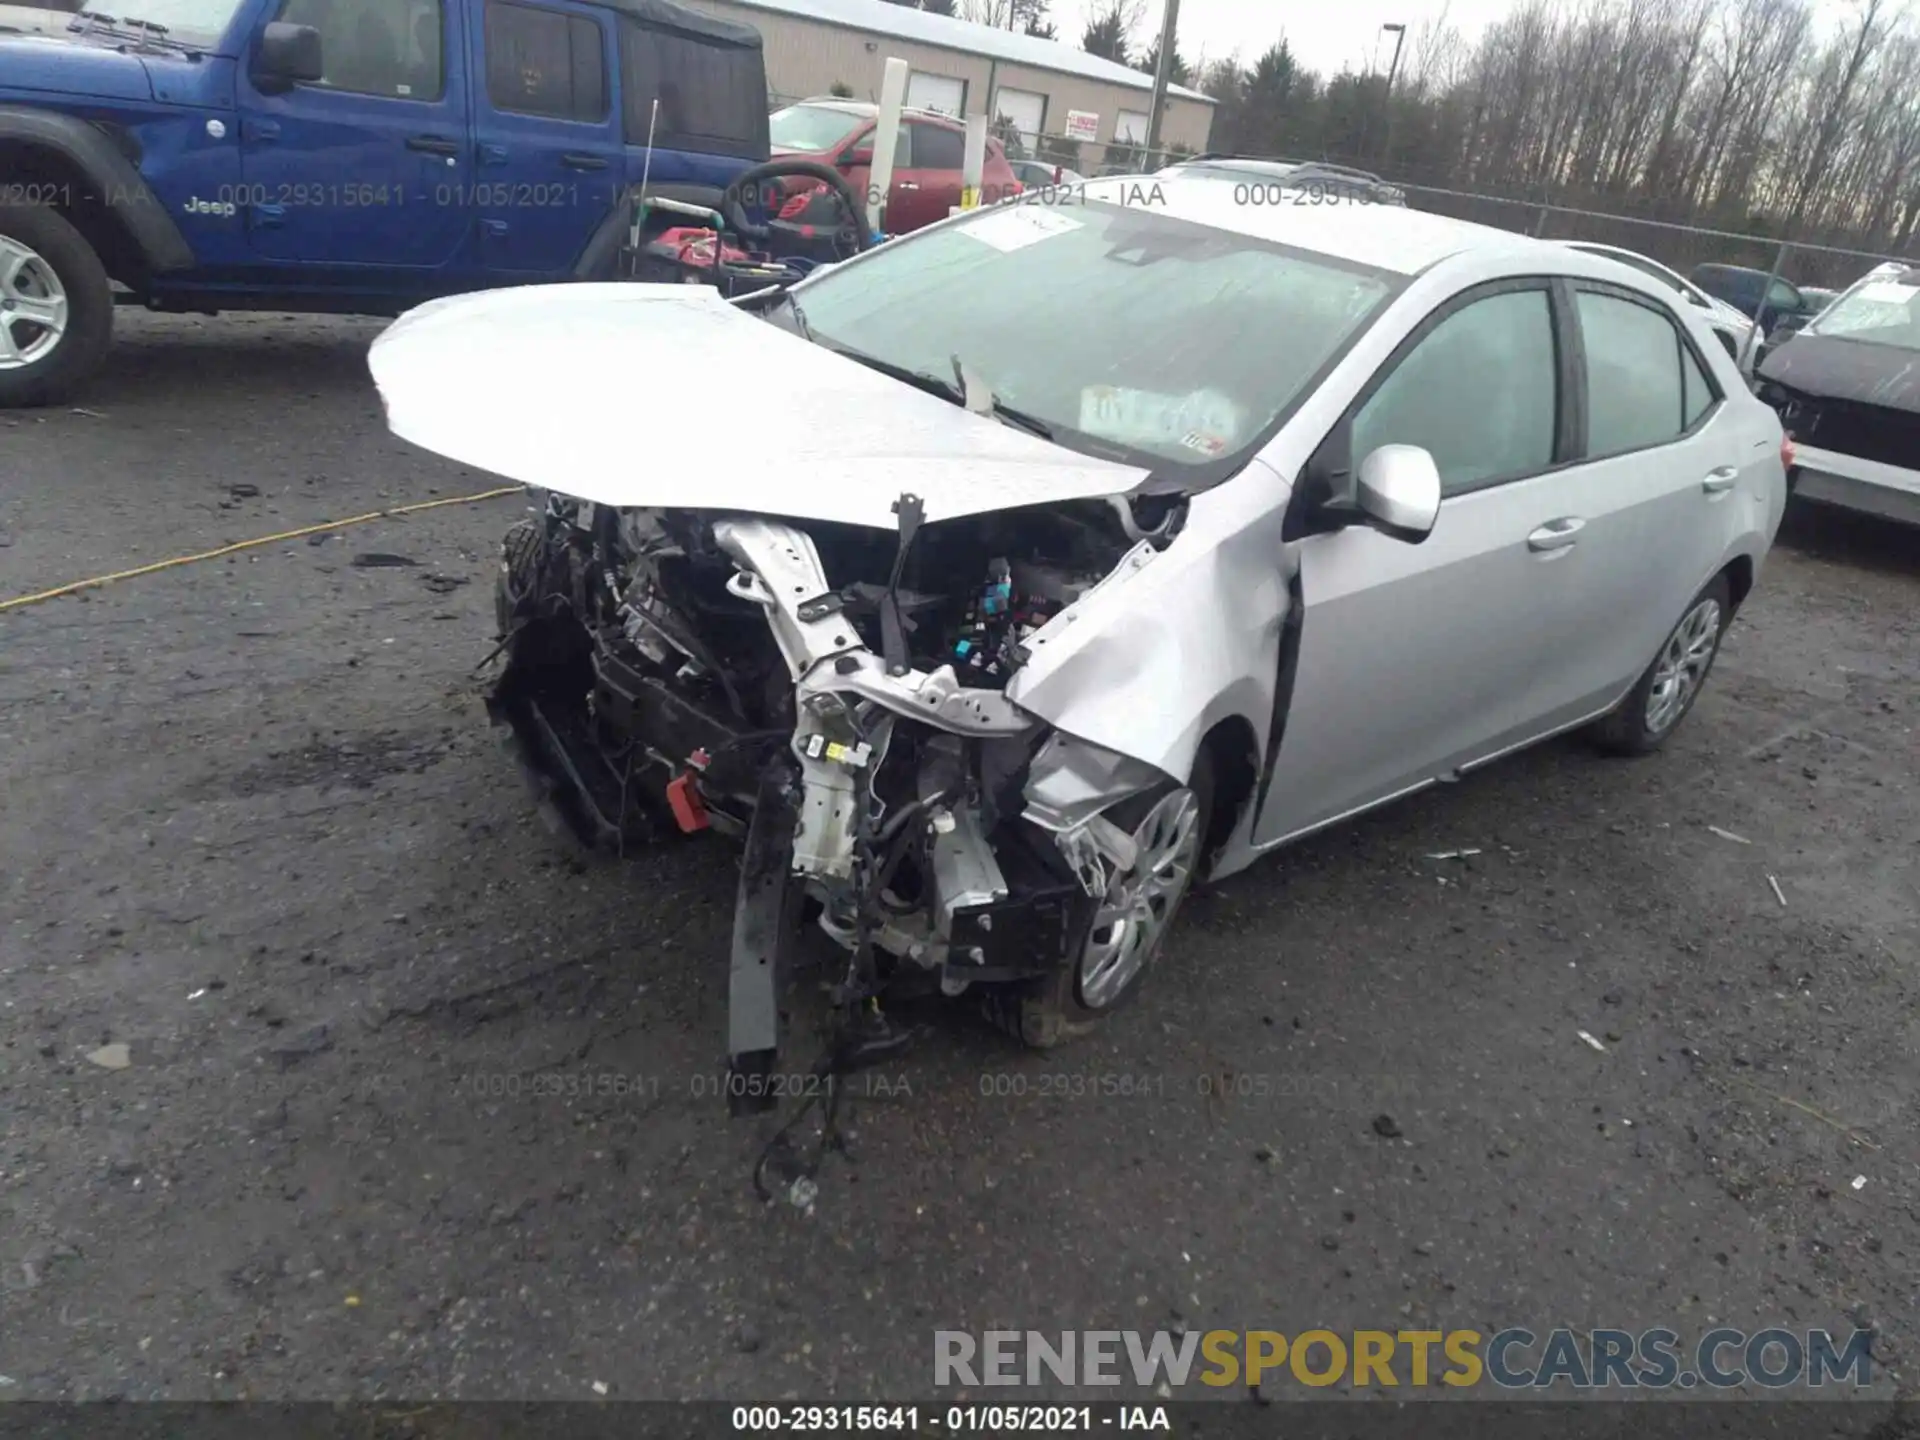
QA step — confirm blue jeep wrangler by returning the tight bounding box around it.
[0,0,770,405]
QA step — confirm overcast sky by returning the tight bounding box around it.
[1055,0,1869,80]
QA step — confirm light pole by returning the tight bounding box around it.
[1379,22,1406,166]
[1144,0,1181,161]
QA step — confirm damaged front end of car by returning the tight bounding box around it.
[486,484,1188,1110]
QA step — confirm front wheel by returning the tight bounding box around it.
[0,204,114,408]
[989,751,1214,1049]
[1588,574,1732,756]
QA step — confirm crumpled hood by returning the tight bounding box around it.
[0,30,157,100]
[1760,332,1920,414]
[369,284,1149,530]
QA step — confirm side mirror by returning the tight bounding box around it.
[1353,444,1440,543]
[253,22,323,92]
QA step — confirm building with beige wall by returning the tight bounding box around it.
[681,0,1215,170]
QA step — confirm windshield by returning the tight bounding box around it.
[789,199,1396,473]
[770,104,866,154]
[65,0,242,44]
[1806,273,1920,351]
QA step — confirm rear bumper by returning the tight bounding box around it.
[1790,444,1920,526]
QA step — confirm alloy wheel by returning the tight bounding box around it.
[1077,788,1203,1010]
[1645,597,1723,735]
[0,237,69,370]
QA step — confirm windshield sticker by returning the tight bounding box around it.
[959,205,1084,253]
[1079,385,1245,454]
[1852,281,1918,307]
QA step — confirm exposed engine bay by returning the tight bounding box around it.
[487,486,1200,1138]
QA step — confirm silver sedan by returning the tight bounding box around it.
[371,177,1789,1070]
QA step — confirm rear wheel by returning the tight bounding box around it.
[1588,574,1732,756]
[0,204,113,408]
[989,751,1214,1049]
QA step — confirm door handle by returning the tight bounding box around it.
[407,135,460,157]
[1526,517,1586,553]
[1702,466,1739,494]
[896,181,920,190]
[561,152,608,171]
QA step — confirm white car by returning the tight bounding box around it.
[371,179,1788,1092]
[1565,241,1761,369]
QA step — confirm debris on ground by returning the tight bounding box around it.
[1852,1175,1868,1191]
[1425,849,1483,861]
[228,483,261,500]
[1768,875,1788,907]
[262,1025,333,1070]
[71,407,106,418]
[1708,826,1752,845]
[591,1381,608,1395]
[351,553,418,569]
[85,1043,131,1071]
[421,573,469,595]
[1577,1031,1608,1053]
[1371,1114,1402,1139]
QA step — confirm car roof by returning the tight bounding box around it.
[1073,175,1546,276]
[1165,158,1303,178]
[785,98,965,128]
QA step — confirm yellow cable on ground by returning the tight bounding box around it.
[0,487,522,614]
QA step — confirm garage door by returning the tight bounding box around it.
[907,72,966,117]
[1116,109,1150,143]
[992,87,1046,149]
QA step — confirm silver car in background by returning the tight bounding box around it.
[371,179,1787,1075]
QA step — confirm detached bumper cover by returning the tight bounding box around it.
[1791,444,1920,525]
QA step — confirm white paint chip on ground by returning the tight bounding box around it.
[1768,875,1788,907]
[1852,1175,1868,1191]
[1577,1031,1608,1053]
[1707,826,1752,845]
[591,1381,608,1396]
[85,1043,131,1070]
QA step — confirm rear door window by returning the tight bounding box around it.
[485,2,606,121]
[1576,289,1719,456]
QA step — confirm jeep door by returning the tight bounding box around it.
[468,0,623,274]
[238,0,471,271]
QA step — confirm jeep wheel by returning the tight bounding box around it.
[0,204,114,409]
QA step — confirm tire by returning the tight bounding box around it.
[0,203,114,409]
[1587,574,1733,756]
[988,749,1215,1050]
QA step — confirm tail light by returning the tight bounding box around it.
[1052,164,1062,183]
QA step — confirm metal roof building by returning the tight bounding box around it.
[682,0,1216,166]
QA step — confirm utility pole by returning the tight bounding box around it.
[1144,0,1180,160]
[1379,22,1406,166]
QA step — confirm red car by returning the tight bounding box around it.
[768,98,1023,232]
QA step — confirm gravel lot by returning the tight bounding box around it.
[1,312,1916,1406]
